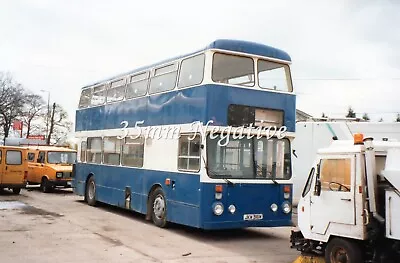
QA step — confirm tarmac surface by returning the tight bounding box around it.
[0,187,300,263]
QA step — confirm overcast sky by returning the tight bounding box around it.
[1,0,399,126]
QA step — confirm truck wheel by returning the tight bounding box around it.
[40,177,52,193]
[85,176,97,206]
[325,237,363,263]
[12,188,21,195]
[150,187,167,228]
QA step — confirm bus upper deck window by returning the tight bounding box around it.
[79,88,92,108]
[91,85,106,106]
[212,53,254,87]
[258,60,292,92]
[178,54,205,88]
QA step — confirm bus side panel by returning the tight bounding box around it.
[73,163,202,228]
[205,85,296,132]
[199,183,292,230]
[75,85,295,132]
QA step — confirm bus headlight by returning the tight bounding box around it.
[282,202,292,214]
[228,205,236,214]
[56,172,63,178]
[270,203,278,212]
[212,202,224,216]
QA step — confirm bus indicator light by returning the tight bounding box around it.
[215,185,223,193]
[165,178,171,186]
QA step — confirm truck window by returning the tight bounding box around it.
[302,167,315,197]
[320,158,351,192]
[28,152,35,161]
[37,151,45,163]
[6,150,22,165]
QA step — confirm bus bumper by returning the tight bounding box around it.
[202,219,293,230]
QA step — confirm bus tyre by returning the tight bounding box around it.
[12,188,21,195]
[325,237,363,263]
[86,177,97,206]
[40,177,52,193]
[150,188,167,228]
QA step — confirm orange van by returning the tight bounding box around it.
[0,146,28,194]
[26,146,77,192]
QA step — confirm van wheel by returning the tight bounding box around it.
[150,187,167,228]
[12,188,21,195]
[40,177,52,193]
[325,237,363,263]
[85,177,96,206]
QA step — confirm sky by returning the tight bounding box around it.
[0,0,399,127]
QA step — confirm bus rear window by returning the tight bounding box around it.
[212,53,254,87]
[79,88,92,108]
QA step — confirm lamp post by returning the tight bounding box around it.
[40,89,50,140]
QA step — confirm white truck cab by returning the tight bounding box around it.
[291,134,400,263]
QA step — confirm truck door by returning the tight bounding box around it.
[310,155,356,235]
[3,149,24,185]
[27,152,36,183]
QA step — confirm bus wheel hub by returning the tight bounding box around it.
[153,196,165,218]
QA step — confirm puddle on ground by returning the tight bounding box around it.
[0,201,63,218]
[0,201,28,210]
[20,206,63,217]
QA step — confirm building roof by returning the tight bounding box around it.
[82,39,292,89]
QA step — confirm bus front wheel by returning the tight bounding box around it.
[150,187,167,228]
[85,176,97,206]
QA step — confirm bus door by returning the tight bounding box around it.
[3,149,25,185]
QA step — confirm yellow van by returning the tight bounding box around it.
[26,146,77,193]
[0,146,28,194]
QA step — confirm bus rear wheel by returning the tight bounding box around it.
[85,176,97,206]
[325,237,363,263]
[150,187,167,228]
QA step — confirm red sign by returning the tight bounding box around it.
[13,120,23,131]
[27,135,45,140]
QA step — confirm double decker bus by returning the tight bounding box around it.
[73,39,296,229]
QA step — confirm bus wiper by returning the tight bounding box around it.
[271,163,278,184]
[223,178,235,186]
[202,152,234,186]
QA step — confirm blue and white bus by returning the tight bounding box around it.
[73,39,296,230]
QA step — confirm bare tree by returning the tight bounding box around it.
[396,113,400,122]
[0,73,25,143]
[47,103,72,144]
[22,93,45,137]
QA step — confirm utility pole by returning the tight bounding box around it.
[40,89,50,140]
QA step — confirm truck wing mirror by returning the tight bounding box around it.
[314,163,322,196]
[314,178,322,196]
[292,150,298,158]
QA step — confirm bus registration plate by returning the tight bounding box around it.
[243,214,263,221]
